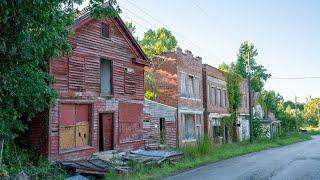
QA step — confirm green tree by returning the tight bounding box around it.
[218,62,230,73]
[0,0,120,163]
[226,67,242,142]
[233,41,271,92]
[304,98,320,127]
[139,27,177,58]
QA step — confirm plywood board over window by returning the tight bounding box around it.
[124,67,136,94]
[119,102,143,143]
[59,104,91,151]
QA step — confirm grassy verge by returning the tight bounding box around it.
[0,142,67,179]
[302,127,320,135]
[106,133,311,180]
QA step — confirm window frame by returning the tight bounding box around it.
[188,75,194,98]
[180,72,187,97]
[100,58,113,96]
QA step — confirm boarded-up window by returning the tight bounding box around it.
[223,90,227,107]
[100,59,112,96]
[194,77,200,99]
[101,23,110,38]
[217,89,222,107]
[69,56,85,92]
[183,114,196,140]
[180,72,187,97]
[188,76,194,98]
[208,85,212,105]
[59,104,90,150]
[119,102,143,143]
[124,67,136,94]
[212,87,216,105]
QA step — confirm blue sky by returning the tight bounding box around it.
[83,0,320,102]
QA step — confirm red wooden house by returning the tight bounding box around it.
[26,12,148,161]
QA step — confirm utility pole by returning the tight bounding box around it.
[295,96,298,131]
[247,51,253,143]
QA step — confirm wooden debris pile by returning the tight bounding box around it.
[58,149,183,176]
[123,149,183,165]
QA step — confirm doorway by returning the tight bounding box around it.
[160,118,166,145]
[99,113,114,151]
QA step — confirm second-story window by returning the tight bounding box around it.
[212,87,216,105]
[224,90,227,107]
[194,77,200,99]
[180,72,187,97]
[217,89,222,107]
[101,23,110,38]
[100,58,112,96]
[188,75,194,98]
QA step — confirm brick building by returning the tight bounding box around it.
[26,12,148,161]
[202,64,250,143]
[146,48,204,147]
[202,64,230,143]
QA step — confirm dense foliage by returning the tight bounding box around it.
[303,98,320,127]
[226,70,242,142]
[0,0,120,177]
[139,28,177,58]
[0,0,119,140]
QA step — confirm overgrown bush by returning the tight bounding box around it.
[1,142,66,179]
[252,116,264,138]
[197,135,211,155]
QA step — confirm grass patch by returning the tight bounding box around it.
[0,141,67,179]
[105,133,311,180]
[302,127,320,135]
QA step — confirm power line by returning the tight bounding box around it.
[120,0,224,65]
[121,6,211,63]
[190,0,239,43]
[271,76,320,80]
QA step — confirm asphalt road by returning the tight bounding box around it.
[166,136,320,180]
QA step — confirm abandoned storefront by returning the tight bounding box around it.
[26,11,148,161]
[202,64,231,143]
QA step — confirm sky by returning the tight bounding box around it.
[82,0,320,102]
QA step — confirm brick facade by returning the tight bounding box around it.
[28,13,148,161]
[202,64,250,143]
[149,48,204,147]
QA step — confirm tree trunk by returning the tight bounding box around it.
[232,122,238,142]
[0,137,4,165]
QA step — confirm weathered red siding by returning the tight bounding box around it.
[27,14,147,161]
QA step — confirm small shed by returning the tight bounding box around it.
[143,99,177,149]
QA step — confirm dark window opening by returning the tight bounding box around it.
[160,118,166,144]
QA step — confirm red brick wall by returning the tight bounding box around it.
[146,53,178,108]
[202,64,228,114]
[177,49,203,109]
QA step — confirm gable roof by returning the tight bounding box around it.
[72,10,148,65]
